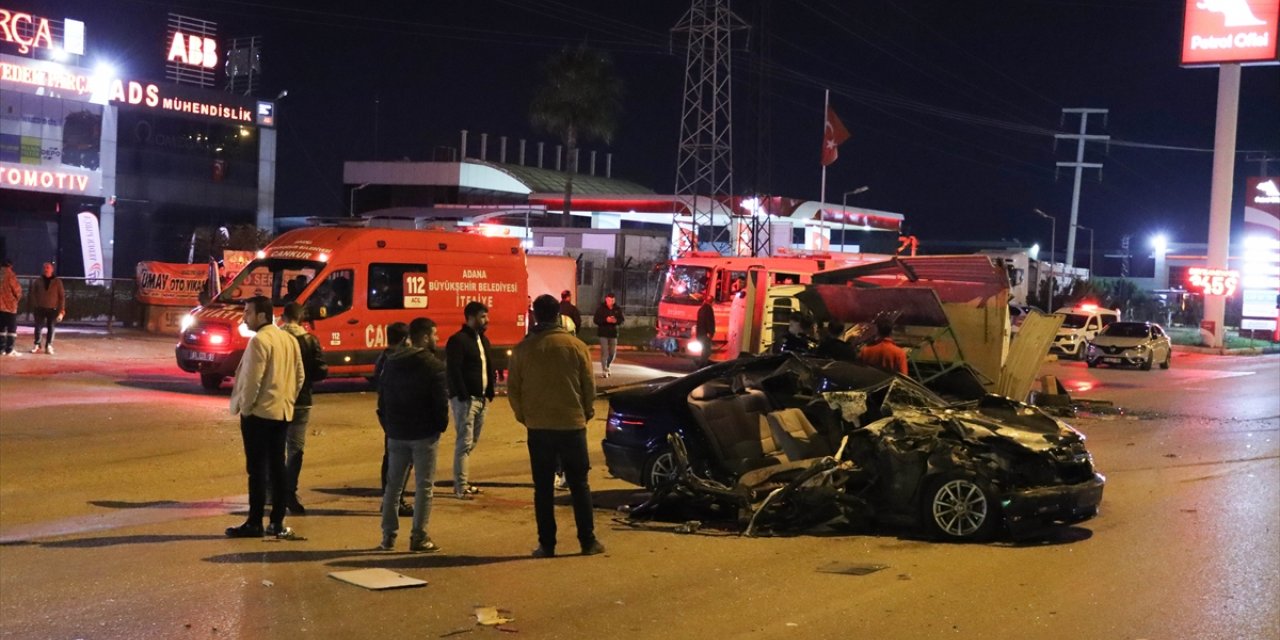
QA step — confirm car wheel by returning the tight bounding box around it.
[1141,354,1153,371]
[1086,358,1098,368]
[643,448,678,490]
[1160,351,1170,370]
[922,474,999,541]
[200,373,224,391]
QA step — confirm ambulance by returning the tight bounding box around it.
[176,226,529,390]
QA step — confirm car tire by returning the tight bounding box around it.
[1086,358,1098,368]
[1141,354,1153,371]
[642,448,678,491]
[1160,352,1170,370]
[200,373,224,391]
[921,474,999,542]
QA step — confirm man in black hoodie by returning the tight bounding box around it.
[445,301,497,500]
[280,303,328,515]
[377,317,449,552]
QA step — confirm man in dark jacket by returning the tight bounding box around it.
[592,292,625,377]
[375,322,412,516]
[279,303,328,515]
[559,290,581,335]
[814,320,858,362]
[695,297,715,368]
[29,262,65,355]
[377,317,449,552]
[445,301,497,499]
[509,294,603,558]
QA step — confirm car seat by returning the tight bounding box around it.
[688,380,779,475]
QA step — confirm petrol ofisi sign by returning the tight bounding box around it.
[1182,0,1280,65]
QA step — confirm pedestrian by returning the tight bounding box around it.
[695,295,715,368]
[858,316,909,376]
[559,290,582,336]
[509,294,604,558]
[0,259,21,356]
[226,296,305,539]
[29,262,65,355]
[814,320,858,362]
[279,302,328,515]
[445,301,497,500]
[377,317,449,552]
[375,322,414,517]
[592,291,624,377]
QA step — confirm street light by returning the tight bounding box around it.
[1034,208,1056,311]
[349,183,369,217]
[832,186,870,251]
[1077,223,1095,277]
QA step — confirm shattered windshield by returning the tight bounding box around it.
[1101,323,1150,338]
[1060,313,1090,329]
[217,258,325,305]
[662,266,711,305]
[881,378,947,413]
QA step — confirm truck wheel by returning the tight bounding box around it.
[921,474,999,542]
[200,373,224,391]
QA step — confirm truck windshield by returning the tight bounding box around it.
[217,258,326,304]
[662,266,711,305]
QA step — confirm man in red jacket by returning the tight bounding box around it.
[858,317,909,376]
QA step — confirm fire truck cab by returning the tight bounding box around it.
[176,226,528,390]
[655,251,880,359]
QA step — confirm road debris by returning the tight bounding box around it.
[474,606,515,626]
[816,561,888,576]
[328,568,427,590]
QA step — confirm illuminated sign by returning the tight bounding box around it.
[0,8,84,56]
[1182,0,1280,66]
[167,31,217,69]
[0,59,90,93]
[1187,267,1240,296]
[0,162,94,193]
[165,13,217,87]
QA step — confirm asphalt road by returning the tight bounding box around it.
[1,334,1277,639]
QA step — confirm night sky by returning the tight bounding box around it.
[33,0,1280,265]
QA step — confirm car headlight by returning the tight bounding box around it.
[180,314,196,331]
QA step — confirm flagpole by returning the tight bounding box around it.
[820,89,829,205]
[820,89,829,251]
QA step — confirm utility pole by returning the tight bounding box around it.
[1245,152,1275,176]
[672,0,749,257]
[1055,108,1109,268]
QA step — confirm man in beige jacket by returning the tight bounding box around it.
[226,296,305,539]
[508,294,603,558]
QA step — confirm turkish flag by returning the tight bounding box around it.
[821,107,850,167]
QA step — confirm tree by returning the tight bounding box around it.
[530,44,623,227]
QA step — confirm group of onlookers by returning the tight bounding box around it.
[224,292,605,557]
[0,260,66,357]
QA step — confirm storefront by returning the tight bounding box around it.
[0,5,275,278]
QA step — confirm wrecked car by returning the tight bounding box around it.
[604,354,1105,541]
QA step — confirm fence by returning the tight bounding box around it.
[575,261,664,321]
[14,276,142,330]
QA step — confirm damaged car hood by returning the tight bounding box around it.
[864,402,1084,455]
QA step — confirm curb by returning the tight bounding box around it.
[1171,344,1280,356]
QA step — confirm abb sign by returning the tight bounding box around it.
[168,31,217,68]
[1182,0,1280,65]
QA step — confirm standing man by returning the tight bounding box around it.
[445,301,496,500]
[592,292,624,377]
[375,322,414,517]
[858,316,909,376]
[814,320,858,362]
[559,290,582,336]
[694,295,715,368]
[509,294,604,558]
[29,262,64,355]
[226,296,305,539]
[0,259,21,356]
[377,317,449,552]
[280,302,328,515]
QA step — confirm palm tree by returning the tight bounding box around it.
[530,44,623,227]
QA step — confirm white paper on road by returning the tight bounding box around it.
[327,568,427,590]
[474,606,515,625]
